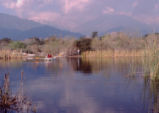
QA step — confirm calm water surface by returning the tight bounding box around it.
[0,58,158,113]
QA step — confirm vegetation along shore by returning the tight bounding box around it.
[0,32,159,59]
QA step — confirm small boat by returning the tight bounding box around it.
[44,57,52,61]
[44,56,56,61]
[27,57,34,60]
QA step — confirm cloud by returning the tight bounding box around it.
[63,0,91,14]
[1,0,53,11]
[2,0,25,9]
[118,11,132,16]
[132,1,138,8]
[29,12,60,23]
[1,0,58,17]
[154,4,159,10]
[103,7,132,17]
[16,0,25,8]
[103,7,115,14]
[1,0,159,33]
[1,0,92,16]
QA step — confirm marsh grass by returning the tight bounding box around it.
[142,56,159,80]
[0,50,24,60]
[0,72,36,113]
[82,35,159,80]
[143,76,159,113]
[149,79,159,113]
[142,35,159,80]
[82,50,146,58]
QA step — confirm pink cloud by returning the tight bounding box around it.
[154,4,159,10]
[103,7,115,14]
[63,0,91,14]
[29,12,60,23]
[2,0,26,9]
[1,0,54,17]
[103,7,132,17]
[118,11,132,16]
[2,0,52,10]
[2,0,91,15]
[16,0,25,8]
[132,1,138,8]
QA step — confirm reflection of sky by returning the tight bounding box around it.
[0,59,150,113]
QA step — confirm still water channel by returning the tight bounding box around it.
[0,58,158,113]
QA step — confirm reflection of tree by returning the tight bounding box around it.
[68,57,143,76]
[67,58,92,74]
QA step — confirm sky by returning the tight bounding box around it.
[0,0,159,33]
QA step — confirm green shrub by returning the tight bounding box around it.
[9,41,27,50]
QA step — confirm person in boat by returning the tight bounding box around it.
[47,54,52,58]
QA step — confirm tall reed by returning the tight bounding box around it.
[142,35,159,80]
[82,50,146,58]
[0,49,24,60]
[0,72,36,113]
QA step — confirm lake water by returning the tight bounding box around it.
[0,58,158,113]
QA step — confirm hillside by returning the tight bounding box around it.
[0,13,82,40]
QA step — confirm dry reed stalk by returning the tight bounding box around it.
[82,50,146,58]
[0,49,24,60]
[0,72,36,113]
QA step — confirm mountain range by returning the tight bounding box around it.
[0,13,82,40]
[0,13,157,40]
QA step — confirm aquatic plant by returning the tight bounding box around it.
[142,34,159,80]
[143,76,159,113]
[0,72,36,113]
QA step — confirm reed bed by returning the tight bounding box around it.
[82,50,146,58]
[141,39,159,80]
[142,55,159,80]
[0,49,24,60]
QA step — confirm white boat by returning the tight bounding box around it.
[44,56,56,61]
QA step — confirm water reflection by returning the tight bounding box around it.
[151,80,159,113]
[0,58,159,113]
[68,57,143,75]
[67,58,93,73]
[0,73,36,113]
[144,77,159,113]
